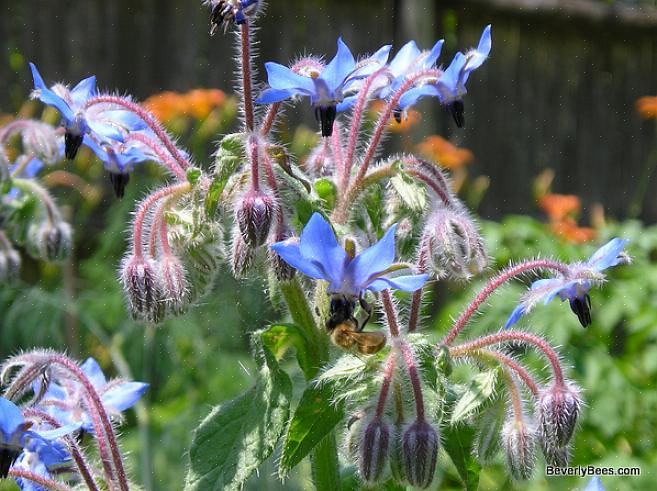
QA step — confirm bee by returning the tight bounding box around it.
[326,294,386,355]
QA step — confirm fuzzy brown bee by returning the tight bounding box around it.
[326,293,386,355]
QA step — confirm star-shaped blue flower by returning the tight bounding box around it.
[256,38,386,137]
[583,476,605,491]
[398,25,492,127]
[505,238,630,329]
[29,63,145,160]
[270,213,428,297]
[0,397,78,479]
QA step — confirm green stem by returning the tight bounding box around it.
[279,277,341,489]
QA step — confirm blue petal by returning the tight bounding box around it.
[424,39,445,68]
[256,88,298,104]
[0,397,25,439]
[546,279,581,304]
[70,75,97,106]
[321,37,356,91]
[101,110,148,132]
[398,85,440,109]
[336,95,358,112]
[367,273,428,293]
[461,25,492,85]
[264,62,315,93]
[87,119,125,142]
[270,240,326,279]
[437,52,466,101]
[504,304,525,329]
[299,213,348,286]
[80,358,107,388]
[29,63,75,122]
[389,41,421,77]
[102,382,149,412]
[346,224,397,291]
[351,44,392,79]
[587,238,629,272]
[583,476,605,491]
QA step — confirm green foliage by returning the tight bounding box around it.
[184,337,292,491]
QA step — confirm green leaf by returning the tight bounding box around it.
[390,173,426,212]
[442,423,481,491]
[314,178,337,209]
[450,368,498,424]
[279,382,345,478]
[186,167,202,186]
[205,133,244,216]
[184,339,292,491]
[260,323,316,379]
[473,398,505,464]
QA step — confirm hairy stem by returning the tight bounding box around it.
[408,237,431,333]
[398,340,425,421]
[240,22,255,132]
[260,102,282,136]
[381,290,400,337]
[8,469,74,491]
[124,132,186,179]
[375,353,397,418]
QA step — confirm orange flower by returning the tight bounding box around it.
[636,96,657,119]
[184,89,226,120]
[143,91,187,123]
[538,194,580,222]
[143,89,226,123]
[389,110,420,133]
[416,135,474,170]
[550,218,597,244]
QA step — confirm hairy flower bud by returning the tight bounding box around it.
[120,254,164,323]
[159,254,189,314]
[26,220,73,262]
[231,230,255,278]
[401,419,439,489]
[21,121,61,165]
[236,189,276,248]
[0,247,21,283]
[268,226,295,282]
[358,418,390,485]
[537,381,581,453]
[502,417,537,481]
[425,207,487,280]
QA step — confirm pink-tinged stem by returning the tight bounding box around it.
[260,102,282,136]
[450,349,540,396]
[374,353,397,418]
[240,22,255,132]
[8,469,74,491]
[125,133,186,179]
[501,367,524,420]
[0,119,33,143]
[442,259,570,345]
[398,340,425,421]
[22,408,101,491]
[249,136,260,191]
[405,168,452,207]
[402,156,453,205]
[83,95,190,171]
[132,183,190,258]
[449,331,564,385]
[331,122,345,185]
[408,237,432,333]
[380,290,400,338]
[343,68,386,183]
[46,355,130,491]
[148,197,176,258]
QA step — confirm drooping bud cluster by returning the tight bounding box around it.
[358,418,391,485]
[19,121,62,166]
[502,417,537,481]
[235,189,276,248]
[536,381,582,466]
[26,220,73,262]
[400,419,440,488]
[0,232,20,283]
[120,254,164,323]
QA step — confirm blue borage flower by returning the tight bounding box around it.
[29,63,145,160]
[0,397,78,479]
[83,136,151,198]
[584,476,605,491]
[270,213,428,297]
[505,238,630,329]
[398,25,492,127]
[35,357,148,432]
[256,38,391,137]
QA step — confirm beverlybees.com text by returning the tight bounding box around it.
[546,465,641,477]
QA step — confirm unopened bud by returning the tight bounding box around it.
[120,254,164,323]
[236,190,276,247]
[502,418,537,481]
[268,226,295,282]
[21,121,61,165]
[231,230,255,278]
[159,254,189,314]
[425,207,487,280]
[27,220,73,262]
[543,444,570,468]
[0,247,21,283]
[358,418,390,485]
[401,419,439,489]
[537,381,581,452]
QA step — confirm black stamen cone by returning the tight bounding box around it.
[569,295,592,327]
[448,100,465,128]
[109,172,130,198]
[64,132,84,160]
[393,106,403,124]
[315,105,337,137]
[0,447,21,478]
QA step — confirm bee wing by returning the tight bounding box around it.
[351,331,386,354]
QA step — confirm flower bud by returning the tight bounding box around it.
[0,247,21,283]
[425,207,487,280]
[358,418,390,485]
[401,419,439,489]
[21,121,61,165]
[537,381,581,452]
[26,220,73,262]
[159,254,189,314]
[268,226,295,282]
[543,444,570,468]
[502,418,537,481]
[235,189,276,248]
[231,230,255,278]
[120,254,164,323]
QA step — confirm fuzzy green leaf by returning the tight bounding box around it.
[450,368,498,424]
[442,423,481,491]
[390,173,426,212]
[184,339,291,491]
[279,382,345,478]
[205,133,244,216]
[473,398,505,464]
[260,323,316,379]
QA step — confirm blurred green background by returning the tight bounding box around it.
[2,1,657,490]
